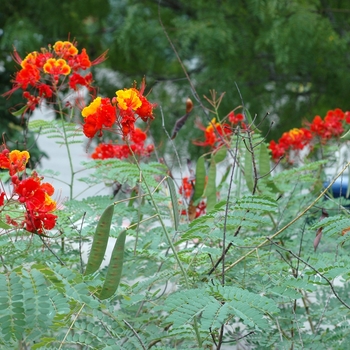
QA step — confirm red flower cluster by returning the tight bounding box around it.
[194,118,232,148]
[309,108,350,140]
[91,128,154,160]
[194,111,247,149]
[179,177,206,219]
[269,128,312,160]
[82,97,116,138]
[228,111,246,128]
[269,108,350,161]
[82,78,156,139]
[179,177,194,199]
[4,40,106,114]
[0,148,57,234]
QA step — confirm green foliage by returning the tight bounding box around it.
[29,119,83,146]
[85,204,115,276]
[3,5,350,346]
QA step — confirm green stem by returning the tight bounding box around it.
[55,90,75,200]
[130,151,202,347]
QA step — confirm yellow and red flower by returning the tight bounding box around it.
[0,149,30,176]
[3,39,107,114]
[116,89,142,111]
[43,58,71,77]
[0,147,57,234]
[194,118,232,148]
[81,97,116,138]
[269,108,350,161]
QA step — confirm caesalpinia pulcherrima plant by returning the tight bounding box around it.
[269,108,350,161]
[3,37,350,350]
[0,148,57,234]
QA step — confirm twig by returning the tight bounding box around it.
[222,160,350,275]
[267,237,350,311]
[123,319,146,350]
[58,303,86,349]
[38,235,65,266]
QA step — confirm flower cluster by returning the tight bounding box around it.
[4,40,106,114]
[194,118,232,148]
[0,148,57,234]
[194,111,246,149]
[81,79,156,139]
[179,177,206,219]
[91,128,154,160]
[269,108,350,161]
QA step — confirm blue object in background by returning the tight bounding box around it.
[323,178,349,198]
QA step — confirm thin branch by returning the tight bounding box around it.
[123,319,147,350]
[267,238,350,311]
[58,303,86,350]
[222,160,350,275]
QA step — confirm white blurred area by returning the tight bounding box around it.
[31,107,110,201]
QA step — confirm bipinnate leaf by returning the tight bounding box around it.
[84,204,115,275]
[99,230,127,300]
[167,176,179,230]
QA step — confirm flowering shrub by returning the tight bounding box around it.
[269,108,350,161]
[2,37,350,350]
[0,148,57,234]
[5,40,106,114]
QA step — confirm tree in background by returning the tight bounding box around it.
[1,0,350,158]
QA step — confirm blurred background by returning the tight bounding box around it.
[1,0,350,163]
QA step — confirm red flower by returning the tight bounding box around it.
[53,41,78,60]
[194,118,232,148]
[38,84,53,98]
[345,111,350,124]
[135,94,155,122]
[131,128,147,144]
[68,48,92,71]
[269,140,286,160]
[69,72,93,90]
[24,211,57,234]
[81,97,116,138]
[23,91,40,111]
[91,128,153,160]
[119,108,136,136]
[14,65,41,90]
[0,192,5,206]
[179,177,194,199]
[269,128,312,161]
[228,111,244,124]
[91,143,118,160]
[0,149,30,176]
[43,58,71,79]
[310,110,344,140]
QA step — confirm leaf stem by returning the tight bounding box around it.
[223,160,350,274]
[130,150,202,347]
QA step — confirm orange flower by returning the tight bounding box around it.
[21,52,39,68]
[53,41,78,59]
[14,65,41,90]
[82,97,102,118]
[194,118,232,148]
[81,97,116,138]
[43,58,71,76]
[0,149,30,176]
[116,89,142,110]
